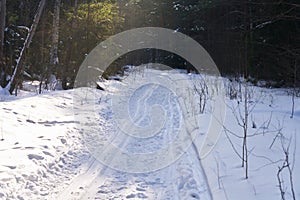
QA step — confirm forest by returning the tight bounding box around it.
[0,0,299,94]
[0,1,300,199]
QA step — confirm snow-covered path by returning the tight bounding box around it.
[55,69,213,199]
[55,148,211,200]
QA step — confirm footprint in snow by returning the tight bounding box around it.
[17,195,25,200]
[97,190,109,194]
[26,119,36,124]
[126,194,135,199]
[60,138,67,144]
[137,193,148,198]
[136,187,146,192]
[3,165,16,170]
[28,154,44,160]
[25,147,35,150]
[117,186,127,191]
[190,192,200,199]
[42,151,54,157]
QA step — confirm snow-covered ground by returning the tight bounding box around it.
[0,68,299,200]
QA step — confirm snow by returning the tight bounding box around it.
[0,91,86,199]
[203,87,300,200]
[17,26,30,32]
[0,86,10,98]
[0,68,299,200]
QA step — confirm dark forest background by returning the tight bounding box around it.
[0,0,299,94]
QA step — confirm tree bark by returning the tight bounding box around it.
[45,0,61,90]
[49,0,61,66]
[0,0,6,86]
[62,0,78,90]
[5,0,46,94]
[291,59,297,118]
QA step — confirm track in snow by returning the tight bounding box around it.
[56,69,213,200]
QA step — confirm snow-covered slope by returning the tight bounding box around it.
[0,90,89,199]
[0,69,299,200]
[203,88,300,200]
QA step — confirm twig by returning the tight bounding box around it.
[1,119,4,141]
[277,135,296,200]
[224,129,243,160]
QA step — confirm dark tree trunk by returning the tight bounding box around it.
[0,0,6,87]
[62,0,78,90]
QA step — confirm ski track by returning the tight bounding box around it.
[54,71,213,200]
[1,70,299,200]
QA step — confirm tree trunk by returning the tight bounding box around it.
[49,0,61,66]
[46,0,60,90]
[62,0,78,90]
[291,59,297,118]
[5,0,46,94]
[39,13,46,94]
[0,0,6,87]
